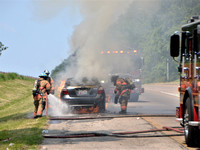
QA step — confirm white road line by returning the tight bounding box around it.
[160,91,180,97]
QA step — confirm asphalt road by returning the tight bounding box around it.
[40,83,196,150]
[106,83,179,115]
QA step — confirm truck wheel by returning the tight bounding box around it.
[184,97,198,147]
[130,93,139,102]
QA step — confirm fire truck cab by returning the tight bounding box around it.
[170,16,200,147]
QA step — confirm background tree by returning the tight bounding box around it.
[0,42,8,56]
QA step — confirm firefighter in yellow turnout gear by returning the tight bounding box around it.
[32,73,51,118]
[111,75,135,114]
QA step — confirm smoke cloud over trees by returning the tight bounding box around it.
[48,0,200,83]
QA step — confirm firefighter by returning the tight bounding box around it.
[111,75,135,114]
[32,72,51,118]
[44,69,55,94]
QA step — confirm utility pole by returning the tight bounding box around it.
[167,58,169,81]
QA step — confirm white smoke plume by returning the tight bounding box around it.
[48,94,75,117]
[69,0,134,80]
[32,0,161,82]
[67,0,161,82]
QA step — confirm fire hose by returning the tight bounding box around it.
[43,126,184,138]
[48,114,175,120]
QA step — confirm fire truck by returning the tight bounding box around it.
[170,16,200,146]
[129,68,144,101]
[100,49,144,102]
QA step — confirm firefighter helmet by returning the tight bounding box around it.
[39,72,47,77]
[44,69,50,75]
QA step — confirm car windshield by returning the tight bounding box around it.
[65,77,100,86]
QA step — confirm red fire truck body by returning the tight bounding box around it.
[170,16,200,147]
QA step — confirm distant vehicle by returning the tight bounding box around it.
[60,77,106,112]
[129,69,144,102]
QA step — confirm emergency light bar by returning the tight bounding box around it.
[100,50,138,54]
[112,51,118,53]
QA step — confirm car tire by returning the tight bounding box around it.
[184,97,198,147]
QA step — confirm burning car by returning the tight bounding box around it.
[60,77,106,113]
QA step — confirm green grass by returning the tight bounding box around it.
[0,72,33,81]
[0,76,47,150]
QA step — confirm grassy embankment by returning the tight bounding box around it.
[0,73,47,150]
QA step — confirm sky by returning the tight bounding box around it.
[0,0,82,77]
